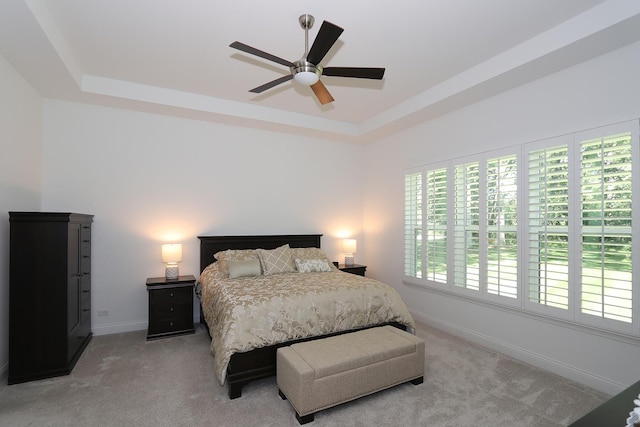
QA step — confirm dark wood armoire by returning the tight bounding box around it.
[8,212,93,384]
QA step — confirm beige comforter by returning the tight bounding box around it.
[199,263,415,385]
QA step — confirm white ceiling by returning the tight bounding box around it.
[2,0,640,142]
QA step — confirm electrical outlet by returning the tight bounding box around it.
[97,310,109,316]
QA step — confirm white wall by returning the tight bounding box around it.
[363,40,640,395]
[0,54,43,377]
[40,100,365,335]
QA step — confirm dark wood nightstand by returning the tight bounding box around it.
[337,264,367,276]
[146,275,196,340]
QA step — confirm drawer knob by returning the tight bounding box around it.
[170,307,174,312]
[170,292,174,297]
[82,289,90,293]
[170,322,173,326]
[83,308,90,312]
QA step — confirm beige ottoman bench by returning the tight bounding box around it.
[277,325,425,424]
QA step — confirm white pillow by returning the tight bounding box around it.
[295,258,332,273]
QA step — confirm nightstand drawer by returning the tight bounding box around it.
[149,287,191,303]
[147,316,193,336]
[149,299,191,319]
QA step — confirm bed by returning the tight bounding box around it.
[197,234,415,399]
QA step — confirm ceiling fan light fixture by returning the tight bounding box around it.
[292,61,322,86]
[294,71,319,85]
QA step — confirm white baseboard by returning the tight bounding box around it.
[410,309,625,395]
[92,320,147,336]
[91,312,200,337]
[92,316,201,337]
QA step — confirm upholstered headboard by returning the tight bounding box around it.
[198,234,322,273]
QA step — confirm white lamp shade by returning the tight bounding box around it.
[162,243,183,263]
[342,239,357,254]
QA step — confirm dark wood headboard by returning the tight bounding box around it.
[198,234,323,273]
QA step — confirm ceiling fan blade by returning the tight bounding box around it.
[230,41,294,67]
[307,21,344,65]
[249,74,293,93]
[323,67,385,79]
[310,80,334,105]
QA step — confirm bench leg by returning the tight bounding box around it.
[296,412,314,425]
[410,376,424,385]
[279,389,287,400]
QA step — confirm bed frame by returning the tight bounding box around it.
[198,234,404,399]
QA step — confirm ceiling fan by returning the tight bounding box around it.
[230,14,385,105]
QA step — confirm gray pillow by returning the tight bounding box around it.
[228,258,262,279]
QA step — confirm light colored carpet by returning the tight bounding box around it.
[0,322,608,427]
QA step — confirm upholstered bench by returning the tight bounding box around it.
[277,325,425,424]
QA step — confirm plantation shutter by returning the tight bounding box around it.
[454,162,480,290]
[404,172,422,278]
[424,168,448,283]
[486,155,518,298]
[527,145,570,310]
[580,132,633,323]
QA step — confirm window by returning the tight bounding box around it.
[454,162,480,291]
[579,131,633,324]
[527,144,570,311]
[404,172,422,278]
[404,120,639,337]
[404,168,448,282]
[424,168,448,283]
[486,155,518,299]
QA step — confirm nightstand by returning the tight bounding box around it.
[146,275,196,340]
[337,264,367,277]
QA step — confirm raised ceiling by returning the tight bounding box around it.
[2,0,640,142]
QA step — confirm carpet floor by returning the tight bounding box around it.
[0,322,609,426]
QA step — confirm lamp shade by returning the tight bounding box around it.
[342,239,357,254]
[161,243,183,264]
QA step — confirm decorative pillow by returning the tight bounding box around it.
[290,247,338,271]
[228,258,262,279]
[294,258,333,273]
[214,249,258,276]
[257,244,295,276]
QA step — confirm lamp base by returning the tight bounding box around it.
[344,255,354,267]
[165,265,179,280]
